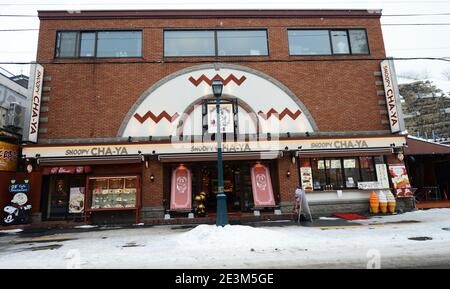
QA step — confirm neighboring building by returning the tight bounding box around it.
[21,9,413,224]
[404,136,450,208]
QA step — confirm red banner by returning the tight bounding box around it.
[251,163,275,207]
[42,166,91,175]
[170,165,192,211]
[388,165,413,198]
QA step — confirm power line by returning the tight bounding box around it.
[4,12,450,17]
[3,22,450,33]
[0,57,449,66]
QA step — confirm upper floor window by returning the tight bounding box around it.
[164,29,268,57]
[288,29,369,56]
[56,30,142,58]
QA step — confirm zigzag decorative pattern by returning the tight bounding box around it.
[188,74,247,86]
[134,111,179,124]
[258,108,302,120]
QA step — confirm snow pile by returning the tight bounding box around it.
[0,229,23,234]
[177,224,290,250]
[74,225,98,229]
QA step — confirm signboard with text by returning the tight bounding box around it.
[27,63,44,143]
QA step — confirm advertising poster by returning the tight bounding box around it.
[251,164,275,207]
[170,165,192,211]
[388,165,413,198]
[0,141,18,172]
[69,187,85,214]
[300,167,313,192]
[207,103,234,134]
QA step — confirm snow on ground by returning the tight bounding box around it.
[0,209,450,268]
[74,225,98,229]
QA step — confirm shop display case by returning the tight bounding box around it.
[85,176,140,223]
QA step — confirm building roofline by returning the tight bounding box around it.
[37,9,382,20]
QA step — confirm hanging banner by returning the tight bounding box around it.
[207,103,234,134]
[0,141,18,172]
[380,59,404,133]
[68,187,85,214]
[300,167,313,192]
[170,165,192,211]
[388,165,413,198]
[251,163,276,207]
[27,63,44,143]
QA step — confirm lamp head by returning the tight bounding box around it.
[211,79,223,98]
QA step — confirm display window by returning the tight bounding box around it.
[88,176,138,210]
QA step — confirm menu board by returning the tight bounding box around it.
[69,187,85,214]
[300,167,313,192]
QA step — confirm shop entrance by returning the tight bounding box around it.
[165,160,277,214]
[42,175,86,220]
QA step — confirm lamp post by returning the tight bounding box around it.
[211,79,229,226]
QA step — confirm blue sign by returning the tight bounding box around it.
[9,184,30,193]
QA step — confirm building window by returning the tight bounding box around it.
[288,30,331,55]
[96,31,142,57]
[309,156,382,190]
[331,30,350,54]
[288,29,369,55]
[349,29,369,54]
[56,31,78,57]
[55,30,142,58]
[79,32,96,57]
[359,156,377,181]
[164,29,269,57]
[343,158,360,188]
[164,30,215,56]
[217,30,268,56]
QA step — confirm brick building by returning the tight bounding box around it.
[20,9,413,224]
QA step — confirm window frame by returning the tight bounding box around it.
[287,28,370,56]
[163,28,270,57]
[308,155,383,191]
[54,29,144,59]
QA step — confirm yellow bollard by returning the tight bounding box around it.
[370,191,379,214]
[385,191,396,214]
[378,191,387,214]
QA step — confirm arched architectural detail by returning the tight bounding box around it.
[118,63,318,137]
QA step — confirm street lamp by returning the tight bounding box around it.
[211,79,229,227]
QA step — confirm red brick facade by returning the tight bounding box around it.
[36,13,387,140]
[19,10,413,224]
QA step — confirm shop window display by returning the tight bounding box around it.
[89,176,137,209]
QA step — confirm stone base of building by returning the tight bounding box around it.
[281,198,416,218]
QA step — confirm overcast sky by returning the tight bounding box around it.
[1,0,450,80]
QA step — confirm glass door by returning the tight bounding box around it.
[47,176,69,219]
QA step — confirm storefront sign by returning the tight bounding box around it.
[207,103,234,134]
[381,60,402,133]
[309,140,369,150]
[9,184,30,193]
[27,63,44,143]
[42,166,91,175]
[170,165,192,211]
[0,141,18,172]
[388,165,413,198]
[65,146,129,156]
[190,143,251,153]
[23,136,407,158]
[358,181,382,190]
[68,187,85,214]
[251,164,275,207]
[300,167,313,192]
[375,164,390,189]
[3,180,32,225]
